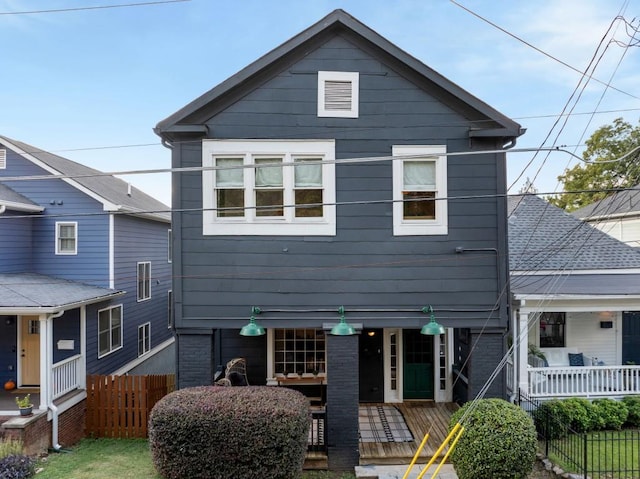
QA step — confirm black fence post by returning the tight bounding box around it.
[583,432,588,479]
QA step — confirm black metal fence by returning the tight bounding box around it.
[518,391,640,479]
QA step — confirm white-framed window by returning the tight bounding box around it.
[317,71,359,118]
[55,222,78,255]
[137,262,151,302]
[272,328,326,376]
[0,149,6,169]
[167,290,173,329]
[98,305,122,358]
[392,145,448,236]
[202,139,336,236]
[138,322,151,357]
[167,229,172,263]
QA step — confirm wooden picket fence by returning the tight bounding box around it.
[85,374,175,438]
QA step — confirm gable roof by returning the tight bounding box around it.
[0,273,124,314]
[155,9,523,141]
[0,182,44,212]
[508,194,640,272]
[0,136,170,223]
[571,185,640,220]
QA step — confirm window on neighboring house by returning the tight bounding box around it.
[0,149,6,169]
[138,322,151,356]
[98,305,122,358]
[137,262,151,301]
[202,140,336,236]
[167,290,173,329]
[273,329,326,376]
[317,71,359,118]
[539,312,565,348]
[167,229,172,263]
[392,145,448,236]
[55,222,78,255]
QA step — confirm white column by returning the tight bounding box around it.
[518,311,530,395]
[79,307,87,390]
[39,316,52,410]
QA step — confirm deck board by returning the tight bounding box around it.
[359,402,458,465]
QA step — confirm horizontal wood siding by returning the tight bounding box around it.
[175,33,507,331]
[52,309,81,363]
[0,316,17,387]
[86,215,172,375]
[0,212,32,272]
[0,147,109,285]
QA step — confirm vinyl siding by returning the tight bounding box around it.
[0,212,33,272]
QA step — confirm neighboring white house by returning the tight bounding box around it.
[508,194,640,400]
[572,185,640,248]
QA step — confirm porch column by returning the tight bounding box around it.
[39,316,52,410]
[79,307,86,390]
[518,311,530,395]
[467,330,505,399]
[326,333,359,471]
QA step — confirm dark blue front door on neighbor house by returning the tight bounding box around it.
[359,328,384,402]
[622,311,640,365]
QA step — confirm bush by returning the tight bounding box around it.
[533,399,571,439]
[0,439,23,459]
[449,399,537,479]
[592,398,628,430]
[558,398,599,432]
[622,396,640,427]
[0,454,35,479]
[149,386,310,479]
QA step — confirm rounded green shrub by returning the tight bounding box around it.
[149,386,310,479]
[533,399,571,439]
[593,398,629,430]
[558,397,599,432]
[449,399,537,479]
[622,396,640,427]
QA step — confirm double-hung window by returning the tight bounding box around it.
[203,140,336,236]
[137,262,151,302]
[55,222,77,255]
[98,305,122,358]
[138,322,151,357]
[392,145,447,235]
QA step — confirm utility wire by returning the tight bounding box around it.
[0,0,190,15]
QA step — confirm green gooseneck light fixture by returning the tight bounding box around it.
[330,306,357,336]
[420,305,445,335]
[240,306,266,336]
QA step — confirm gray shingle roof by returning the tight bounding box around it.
[508,194,640,272]
[0,183,42,209]
[0,136,170,222]
[0,273,123,311]
[571,185,640,219]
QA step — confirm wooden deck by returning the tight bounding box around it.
[359,402,459,465]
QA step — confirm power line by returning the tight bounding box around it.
[0,0,190,15]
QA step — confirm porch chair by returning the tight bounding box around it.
[214,357,249,386]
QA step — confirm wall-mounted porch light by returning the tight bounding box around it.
[329,306,357,336]
[240,306,266,336]
[420,305,445,335]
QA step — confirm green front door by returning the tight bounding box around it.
[403,330,434,399]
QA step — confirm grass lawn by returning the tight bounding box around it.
[35,438,355,479]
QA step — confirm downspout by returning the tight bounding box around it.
[47,310,65,452]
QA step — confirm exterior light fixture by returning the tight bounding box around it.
[330,306,357,336]
[240,306,266,337]
[420,305,445,335]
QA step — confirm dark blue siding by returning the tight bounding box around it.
[53,309,81,363]
[0,213,33,273]
[0,316,18,387]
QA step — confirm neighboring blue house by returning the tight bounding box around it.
[154,9,523,469]
[0,136,174,445]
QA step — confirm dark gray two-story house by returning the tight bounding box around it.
[154,9,523,469]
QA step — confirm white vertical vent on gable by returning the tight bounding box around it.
[318,71,359,118]
[0,149,6,169]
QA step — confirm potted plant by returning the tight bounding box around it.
[15,394,33,416]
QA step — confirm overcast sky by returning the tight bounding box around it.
[1,0,638,206]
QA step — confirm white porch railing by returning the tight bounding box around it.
[528,365,640,399]
[52,354,82,400]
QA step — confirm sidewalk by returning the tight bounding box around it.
[355,463,458,479]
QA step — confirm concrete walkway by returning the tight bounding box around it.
[355,463,458,479]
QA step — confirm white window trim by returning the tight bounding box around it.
[138,322,151,357]
[202,139,336,236]
[97,304,123,359]
[55,221,78,255]
[137,261,151,302]
[317,71,359,118]
[167,229,172,263]
[167,290,173,329]
[0,149,6,169]
[392,145,448,236]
